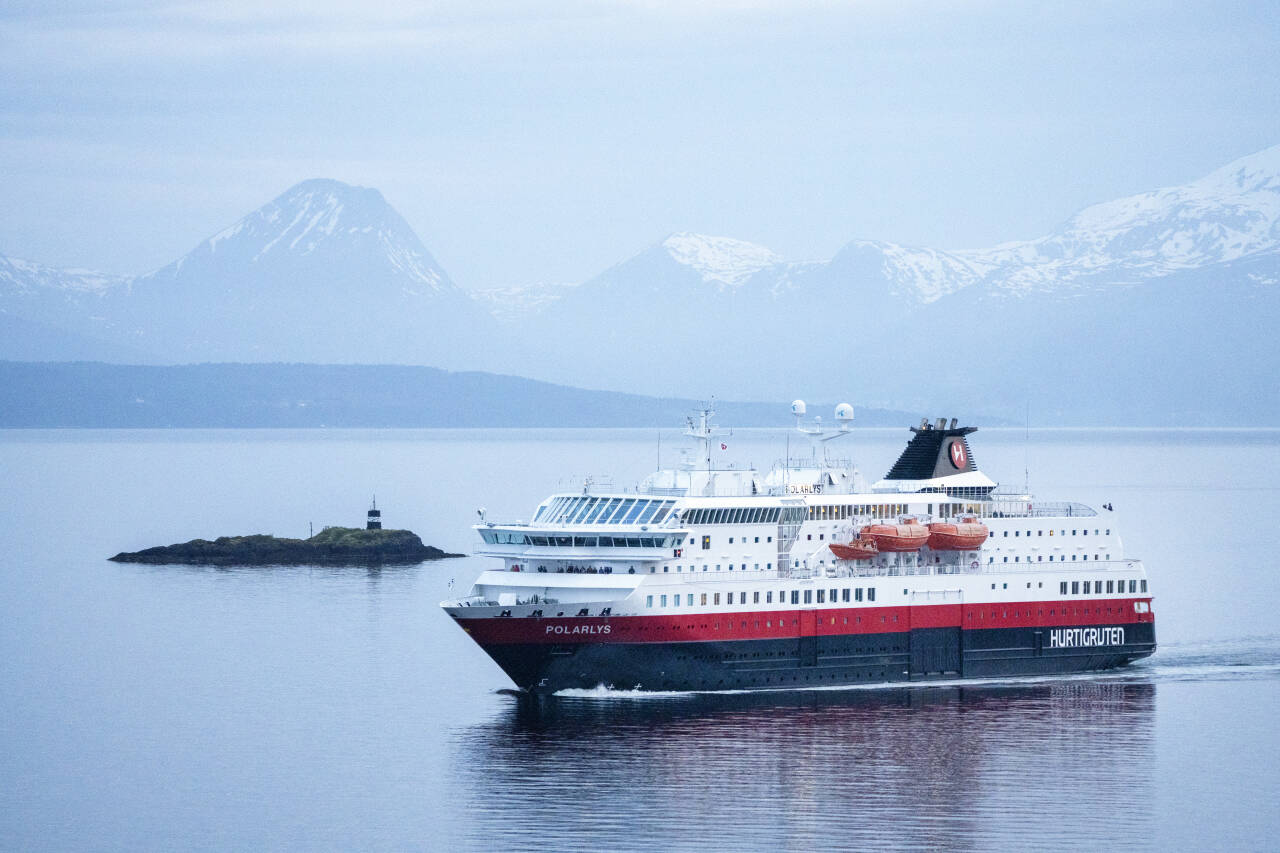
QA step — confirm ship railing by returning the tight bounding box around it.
[986,500,1098,518]
[773,455,856,470]
[657,556,1143,584]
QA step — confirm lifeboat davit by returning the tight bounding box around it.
[859,518,930,552]
[830,539,879,561]
[927,517,990,550]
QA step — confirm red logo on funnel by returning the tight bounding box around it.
[949,441,967,469]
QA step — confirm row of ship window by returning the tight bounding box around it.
[699,535,773,549]
[658,564,772,572]
[532,496,676,526]
[643,577,1148,609]
[1061,579,1147,595]
[677,502,982,525]
[991,554,1110,563]
[646,587,879,608]
[480,531,680,548]
[805,502,977,520]
[681,507,786,525]
[1001,528,1110,537]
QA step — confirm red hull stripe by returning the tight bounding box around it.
[455,597,1156,646]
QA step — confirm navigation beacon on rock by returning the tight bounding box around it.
[441,403,1156,693]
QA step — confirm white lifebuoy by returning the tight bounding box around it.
[970,560,979,569]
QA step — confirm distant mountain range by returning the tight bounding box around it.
[3,146,1278,424]
[0,362,923,429]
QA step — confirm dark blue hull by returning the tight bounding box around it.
[481,623,1158,694]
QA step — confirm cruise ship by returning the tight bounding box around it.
[441,404,1156,693]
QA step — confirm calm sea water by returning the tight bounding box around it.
[1,427,1278,851]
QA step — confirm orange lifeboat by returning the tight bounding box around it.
[859,518,930,552]
[927,517,990,550]
[830,538,879,561]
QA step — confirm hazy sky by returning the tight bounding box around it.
[2,0,1278,290]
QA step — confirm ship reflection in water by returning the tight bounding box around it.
[453,680,1155,850]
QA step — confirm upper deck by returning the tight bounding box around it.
[470,408,1124,583]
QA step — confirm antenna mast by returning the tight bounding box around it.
[684,400,723,474]
[1023,401,1031,493]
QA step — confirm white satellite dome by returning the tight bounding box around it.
[835,403,854,421]
[791,399,807,416]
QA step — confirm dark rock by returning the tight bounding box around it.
[110,527,463,566]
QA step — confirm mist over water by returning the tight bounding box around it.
[1,427,1277,850]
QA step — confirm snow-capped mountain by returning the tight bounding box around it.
[143,179,454,298]
[479,145,1280,421]
[837,144,1280,303]
[0,254,127,296]
[471,281,582,323]
[1,179,497,366]
[3,145,1278,423]
[660,232,783,288]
